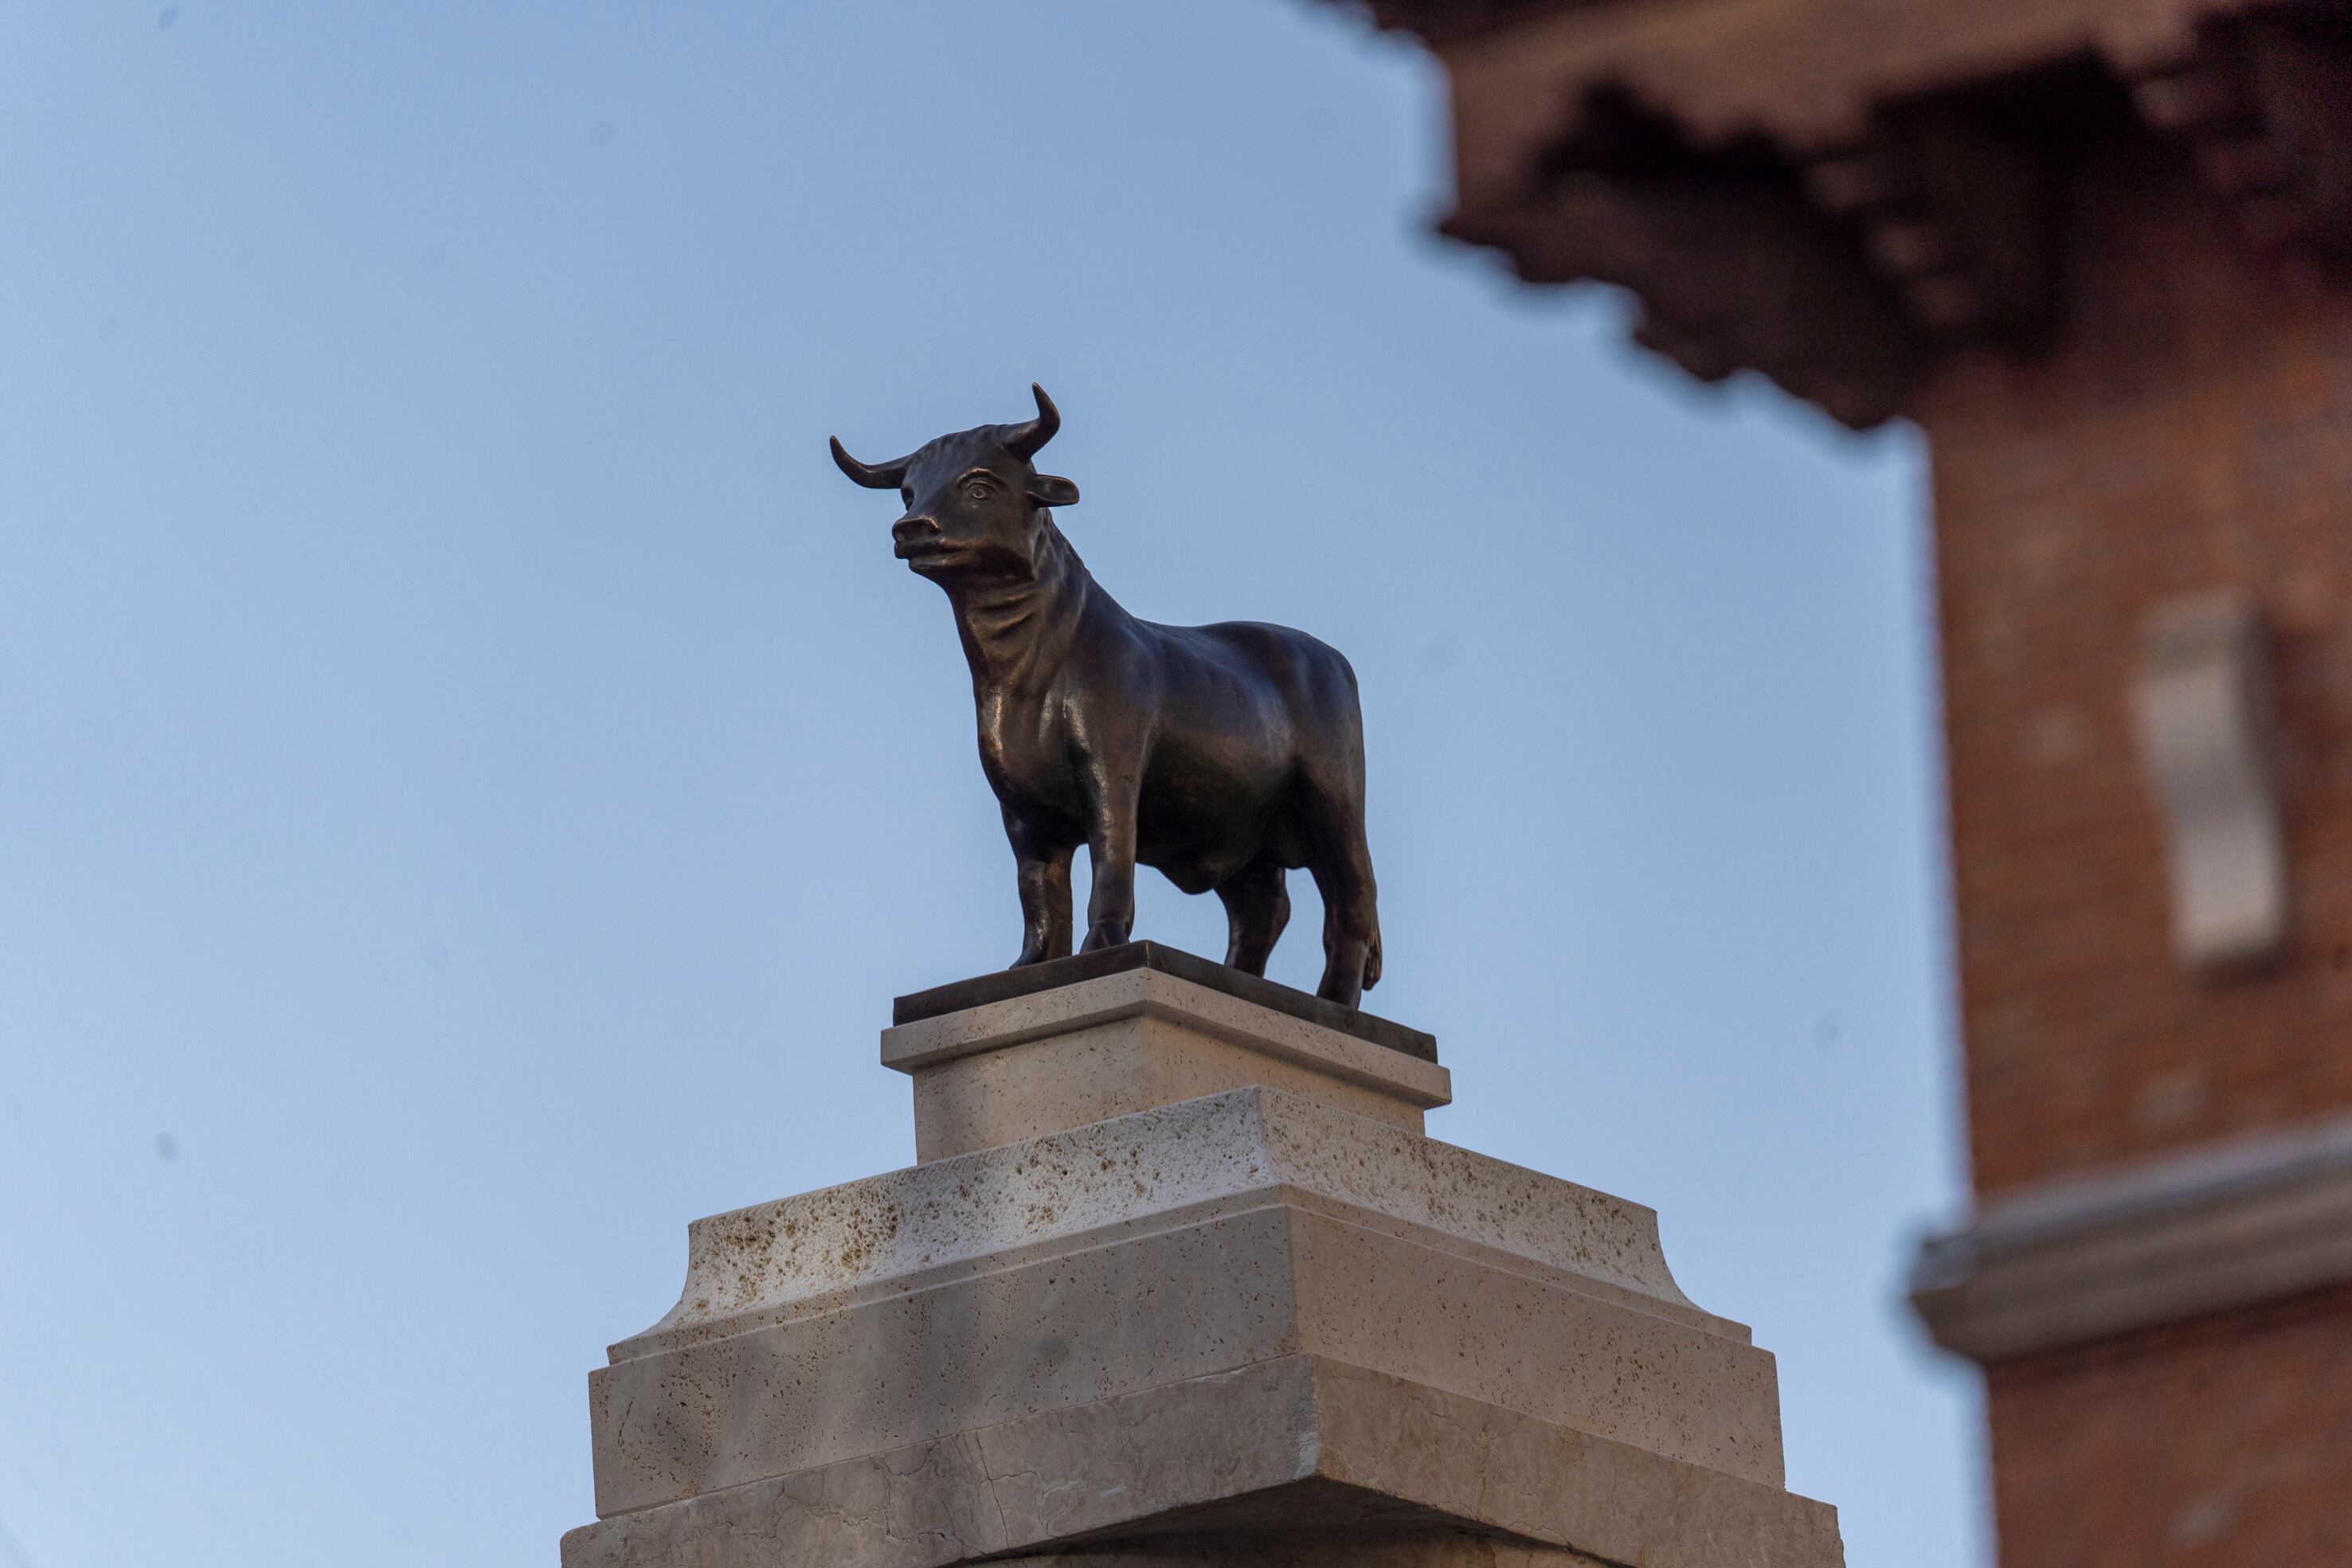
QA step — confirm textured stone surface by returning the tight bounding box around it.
[590,1087,1779,1519]
[620,1087,1712,1359]
[882,966,1450,1159]
[563,1356,1842,1568]
[575,972,1839,1566]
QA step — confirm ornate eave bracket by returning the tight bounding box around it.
[1324,0,2352,426]
[2129,10,2352,254]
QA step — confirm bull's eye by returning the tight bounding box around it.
[899,487,913,506]
[961,478,994,501]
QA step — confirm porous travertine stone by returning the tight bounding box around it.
[881,964,1451,1159]
[563,1355,1841,1568]
[575,1085,1837,1565]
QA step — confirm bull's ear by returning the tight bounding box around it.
[1027,473,1080,508]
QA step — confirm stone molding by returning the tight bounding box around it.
[892,940,1437,1061]
[1912,1109,2352,1362]
[613,1085,1720,1365]
[881,964,1449,1098]
[588,1085,1792,1523]
[882,964,1452,1159]
[563,1355,1843,1568]
[2130,590,2288,972]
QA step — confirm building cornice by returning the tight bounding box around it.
[1315,0,2352,424]
[1912,1110,2352,1363]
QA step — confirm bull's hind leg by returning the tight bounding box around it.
[1302,793,1380,1009]
[1215,856,1290,976]
[1309,856,1376,1007]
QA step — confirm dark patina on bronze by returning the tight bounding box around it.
[892,941,1434,1061]
[834,387,1383,1006]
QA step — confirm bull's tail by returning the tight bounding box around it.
[1362,927,1383,992]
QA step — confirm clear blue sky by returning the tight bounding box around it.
[0,3,1982,1563]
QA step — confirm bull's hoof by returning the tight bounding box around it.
[1082,921,1132,952]
[1317,940,1370,1009]
[1008,938,1073,969]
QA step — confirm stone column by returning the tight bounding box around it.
[562,944,1843,1566]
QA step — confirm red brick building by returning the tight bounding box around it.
[1313,2,2352,1561]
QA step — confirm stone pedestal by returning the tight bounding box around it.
[884,942,1450,1159]
[562,946,1843,1566]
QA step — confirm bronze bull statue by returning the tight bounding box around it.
[832,386,1382,1007]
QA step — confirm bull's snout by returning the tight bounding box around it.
[892,514,941,548]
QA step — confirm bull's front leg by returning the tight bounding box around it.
[1081,765,1141,952]
[1005,811,1074,968]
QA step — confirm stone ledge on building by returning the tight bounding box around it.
[1912,1108,2352,1363]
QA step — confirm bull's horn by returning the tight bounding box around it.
[1000,383,1061,460]
[830,436,912,490]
